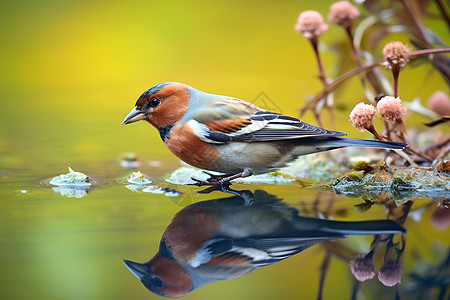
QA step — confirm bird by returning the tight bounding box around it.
[122,82,406,186]
[123,190,406,297]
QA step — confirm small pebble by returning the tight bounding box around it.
[127,171,152,185]
[49,167,92,186]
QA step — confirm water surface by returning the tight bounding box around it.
[1,158,448,299]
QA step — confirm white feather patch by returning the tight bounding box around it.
[189,247,213,268]
[264,123,299,130]
[186,119,224,144]
[232,247,271,262]
[227,119,268,136]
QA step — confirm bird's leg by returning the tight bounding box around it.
[197,183,255,204]
[190,168,254,187]
[201,171,233,181]
[215,167,254,183]
[195,183,229,194]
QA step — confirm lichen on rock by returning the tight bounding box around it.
[332,161,450,203]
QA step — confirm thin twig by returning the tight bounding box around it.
[317,253,331,300]
[405,146,434,162]
[351,280,360,300]
[301,48,450,117]
[399,0,429,46]
[310,39,332,127]
[409,48,450,57]
[311,40,327,84]
[345,27,362,67]
[391,64,400,97]
[301,61,383,115]
[434,0,450,29]
[433,144,450,166]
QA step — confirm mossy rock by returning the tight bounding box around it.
[331,161,450,203]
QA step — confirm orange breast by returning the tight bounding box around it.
[163,206,220,261]
[164,123,220,171]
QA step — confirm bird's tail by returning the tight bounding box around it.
[291,137,407,157]
[296,217,406,236]
[331,137,407,150]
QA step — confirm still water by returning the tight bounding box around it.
[1,156,448,299]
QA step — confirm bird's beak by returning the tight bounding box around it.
[121,107,146,125]
[123,259,148,280]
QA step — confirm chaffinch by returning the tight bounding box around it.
[122,82,406,185]
[123,190,406,297]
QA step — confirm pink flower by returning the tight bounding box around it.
[430,205,450,232]
[427,91,450,116]
[378,259,403,286]
[350,253,376,282]
[382,41,410,69]
[377,96,407,124]
[294,10,329,40]
[328,1,360,28]
[349,102,376,132]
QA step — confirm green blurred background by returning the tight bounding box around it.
[0,1,448,299]
[1,0,447,169]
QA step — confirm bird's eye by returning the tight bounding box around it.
[149,98,161,108]
[150,276,164,289]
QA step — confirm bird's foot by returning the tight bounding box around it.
[189,168,254,187]
[189,168,254,196]
[196,183,255,203]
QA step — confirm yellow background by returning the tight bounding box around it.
[1,0,447,169]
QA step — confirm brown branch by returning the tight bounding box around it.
[301,61,384,115]
[409,48,450,57]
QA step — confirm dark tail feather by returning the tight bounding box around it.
[314,218,407,236]
[291,136,407,157]
[335,137,407,150]
[294,217,406,236]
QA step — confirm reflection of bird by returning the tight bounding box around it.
[123,190,406,297]
[122,83,406,185]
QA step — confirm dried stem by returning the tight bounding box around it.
[311,39,327,84]
[317,252,331,300]
[396,201,413,225]
[434,0,450,29]
[426,136,450,153]
[309,39,334,127]
[301,61,383,116]
[383,119,393,141]
[365,123,417,164]
[300,48,450,117]
[391,64,400,98]
[351,280,360,300]
[365,124,385,142]
[394,118,435,162]
[344,26,379,99]
[409,48,450,57]
[345,27,361,67]
[433,143,450,166]
[399,0,429,46]
[407,145,434,162]
[302,48,450,118]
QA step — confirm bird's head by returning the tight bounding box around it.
[122,82,190,129]
[123,254,193,298]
